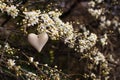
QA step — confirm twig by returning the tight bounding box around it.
[60,0,81,19]
[21,52,50,80]
[1,16,11,27]
[108,60,120,67]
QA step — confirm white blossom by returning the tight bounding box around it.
[95,0,103,3]
[23,10,41,26]
[77,32,97,52]
[5,5,19,18]
[7,59,15,68]
[29,57,34,63]
[100,34,108,46]
[88,8,102,18]
[26,72,38,80]
[100,16,106,22]
[88,1,96,7]
[0,1,7,12]
[106,20,111,26]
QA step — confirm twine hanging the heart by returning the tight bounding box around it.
[28,32,48,52]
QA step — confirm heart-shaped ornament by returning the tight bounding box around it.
[28,32,48,52]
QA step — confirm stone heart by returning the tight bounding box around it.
[28,33,48,52]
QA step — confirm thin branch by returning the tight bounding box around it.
[60,0,81,19]
[1,16,11,27]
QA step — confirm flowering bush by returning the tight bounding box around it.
[0,0,120,80]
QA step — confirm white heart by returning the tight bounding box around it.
[28,33,48,52]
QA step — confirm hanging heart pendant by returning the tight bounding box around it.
[28,32,48,52]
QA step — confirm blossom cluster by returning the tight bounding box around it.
[100,33,108,46]
[88,0,120,30]
[82,48,110,80]
[0,0,119,80]
[0,1,19,18]
[36,11,98,53]
[25,72,39,80]
[4,53,65,80]
[4,43,15,54]
[37,11,74,41]
[88,1,104,19]
[23,10,41,26]
[0,1,101,53]
[7,59,16,69]
[75,31,97,52]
